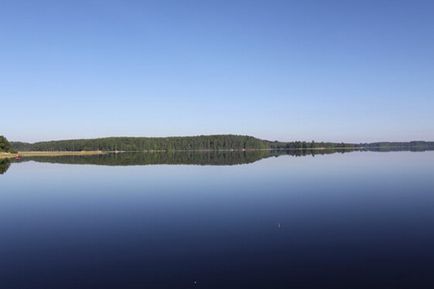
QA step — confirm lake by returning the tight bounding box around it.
[1,151,434,288]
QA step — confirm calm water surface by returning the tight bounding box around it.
[1,151,434,289]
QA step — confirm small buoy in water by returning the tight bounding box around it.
[193,280,198,285]
[277,223,281,228]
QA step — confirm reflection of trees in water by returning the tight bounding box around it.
[21,151,271,166]
[4,148,432,174]
[0,159,11,174]
[16,149,355,167]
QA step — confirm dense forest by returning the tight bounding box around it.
[360,141,434,151]
[269,140,357,150]
[0,136,14,152]
[11,135,269,151]
[9,135,434,152]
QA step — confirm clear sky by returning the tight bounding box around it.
[1,0,433,143]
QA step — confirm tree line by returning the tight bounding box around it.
[11,135,269,151]
[7,135,434,152]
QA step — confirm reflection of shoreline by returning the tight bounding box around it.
[1,149,342,160]
[2,149,432,175]
[2,145,433,161]
[1,148,339,160]
[12,149,354,168]
[0,159,11,174]
[14,151,277,167]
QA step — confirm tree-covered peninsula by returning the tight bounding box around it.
[8,134,434,152]
[11,135,269,152]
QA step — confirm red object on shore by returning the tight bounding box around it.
[15,155,21,160]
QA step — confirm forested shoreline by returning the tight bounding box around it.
[7,134,434,152]
[11,135,268,151]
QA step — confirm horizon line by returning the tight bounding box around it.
[7,134,434,145]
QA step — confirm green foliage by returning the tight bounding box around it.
[9,134,434,152]
[0,136,14,152]
[268,140,357,150]
[11,135,269,152]
[360,141,434,152]
[9,141,32,151]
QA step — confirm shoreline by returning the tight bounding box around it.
[0,151,106,159]
[0,147,360,159]
[1,147,432,160]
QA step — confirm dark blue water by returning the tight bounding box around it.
[1,151,434,289]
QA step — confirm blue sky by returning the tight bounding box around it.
[1,0,433,142]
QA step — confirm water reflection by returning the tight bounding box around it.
[3,147,431,175]
[14,149,353,167]
[0,159,10,174]
[1,151,434,288]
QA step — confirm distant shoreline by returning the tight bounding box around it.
[2,144,434,160]
[10,135,434,154]
[0,151,106,159]
[0,148,355,159]
[0,146,416,160]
